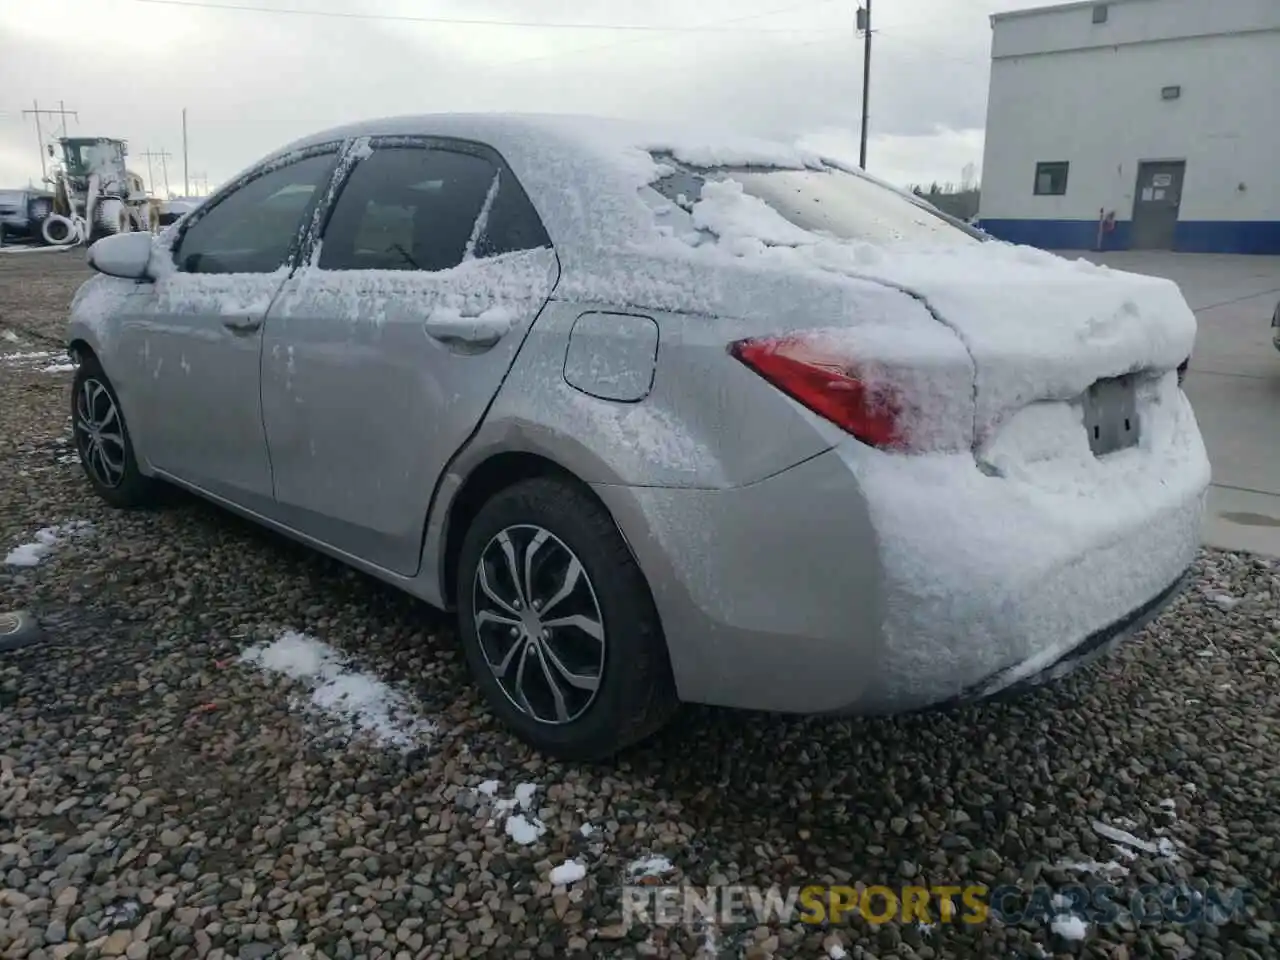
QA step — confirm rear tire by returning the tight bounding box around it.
[71,357,161,509]
[456,477,678,761]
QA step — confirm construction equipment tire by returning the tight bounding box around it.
[96,198,130,237]
[41,214,77,246]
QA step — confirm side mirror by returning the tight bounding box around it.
[87,232,155,281]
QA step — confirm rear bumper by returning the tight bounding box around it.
[595,388,1208,715]
[944,570,1189,706]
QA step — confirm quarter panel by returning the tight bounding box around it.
[588,450,886,712]
[478,300,835,489]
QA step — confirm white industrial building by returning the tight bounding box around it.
[978,0,1280,254]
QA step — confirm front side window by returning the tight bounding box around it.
[173,151,338,274]
[1034,161,1069,196]
[318,146,550,272]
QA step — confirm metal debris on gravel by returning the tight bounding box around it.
[1,252,1277,959]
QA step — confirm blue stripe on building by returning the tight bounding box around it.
[978,219,1280,255]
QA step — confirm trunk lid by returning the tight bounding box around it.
[818,244,1198,444]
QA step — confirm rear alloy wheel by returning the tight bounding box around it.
[456,477,677,760]
[72,358,160,508]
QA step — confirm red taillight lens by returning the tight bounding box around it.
[730,335,903,448]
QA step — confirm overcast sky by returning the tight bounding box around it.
[1,0,1052,196]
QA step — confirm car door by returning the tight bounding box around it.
[113,147,340,511]
[260,138,560,574]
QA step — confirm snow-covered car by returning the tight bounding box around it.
[65,115,1210,759]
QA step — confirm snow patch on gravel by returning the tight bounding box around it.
[1091,820,1179,861]
[505,814,546,846]
[627,855,674,880]
[1,349,65,372]
[549,859,587,885]
[237,630,436,750]
[4,520,94,567]
[1051,913,1088,940]
[470,780,548,845]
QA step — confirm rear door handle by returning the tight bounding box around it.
[423,312,506,349]
[223,317,263,335]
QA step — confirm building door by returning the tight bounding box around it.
[1130,161,1185,250]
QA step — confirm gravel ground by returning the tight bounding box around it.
[1,248,1277,960]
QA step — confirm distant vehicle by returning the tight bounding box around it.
[157,197,204,227]
[0,187,55,244]
[41,137,152,245]
[65,114,1209,759]
[1272,298,1280,352]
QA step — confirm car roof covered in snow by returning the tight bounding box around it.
[268,113,823,272]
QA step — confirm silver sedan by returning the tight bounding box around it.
[66,114,1210,759]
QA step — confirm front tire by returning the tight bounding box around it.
[71,358,161,509]
[456,477,678,760]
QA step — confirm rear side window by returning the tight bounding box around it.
[318,146,550,272]
[651,164,982,246]
[173,152,337,274]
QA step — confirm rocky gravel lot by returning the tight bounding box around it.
[1,248,1278,960]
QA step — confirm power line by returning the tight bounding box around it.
[132,0,829,33]
[22,100,79,182]
[499,0,844,69]
[874,30,989,67]
[140,148,173,196]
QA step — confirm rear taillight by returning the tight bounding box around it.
[730,335,903,448]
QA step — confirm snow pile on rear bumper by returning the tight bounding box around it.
[847,370,1210,709]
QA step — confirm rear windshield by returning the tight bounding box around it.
[650,160,982,247]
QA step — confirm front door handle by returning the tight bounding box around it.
[223,317,263,335]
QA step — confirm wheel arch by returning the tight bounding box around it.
[67,337,97,364]
[436,450,654,619]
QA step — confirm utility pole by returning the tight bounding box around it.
[22,100,79,182]
[140,148,172,197]
[857,0,873,170]
[182,108,190,197]
[55,100,76,138]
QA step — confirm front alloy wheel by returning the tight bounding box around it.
[70,357,160,509]
[472,524,606,725]
[74,377,126,489]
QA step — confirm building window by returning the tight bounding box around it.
[1034,161,1070,196]
[1092,4,1108,23]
